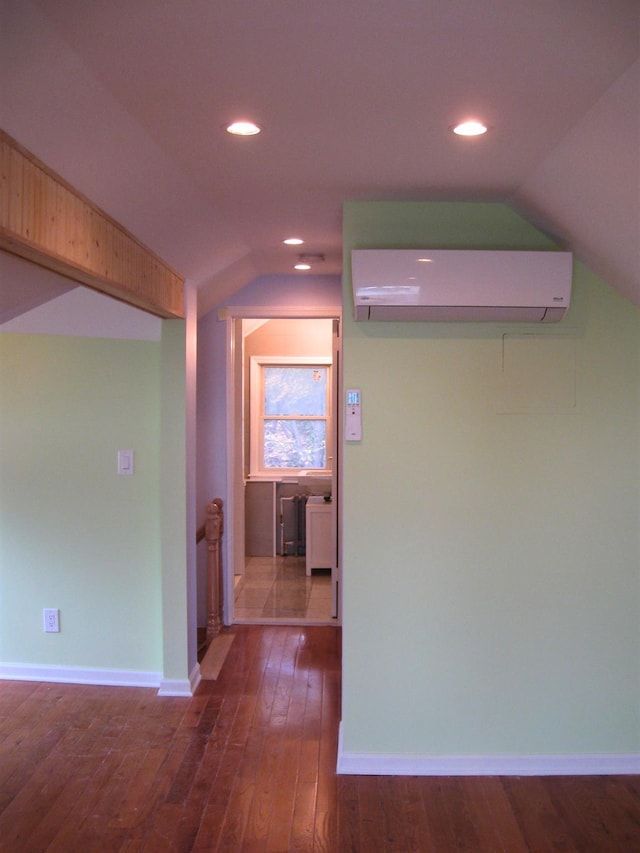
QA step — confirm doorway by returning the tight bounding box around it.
[224,311,341,626]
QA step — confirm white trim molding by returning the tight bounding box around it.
[190,662,202,695]
[218,305,341,320]
[0,662,162,690]
[336,723,640,776]
[157,677,196,698]
[157,662,201,697]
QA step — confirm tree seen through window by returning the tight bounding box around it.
[263,366,327,469]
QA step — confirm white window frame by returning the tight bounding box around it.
[249,355,332,478]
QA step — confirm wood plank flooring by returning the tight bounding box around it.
[1,625,640,851]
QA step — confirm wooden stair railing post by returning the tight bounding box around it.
[205,498,224,643]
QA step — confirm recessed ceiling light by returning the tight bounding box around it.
[284,237,304,245]
[294,253,323,270]
[417,257,433,263]
[226,120,261,136]
[452,120,488,137]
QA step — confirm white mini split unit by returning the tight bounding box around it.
[352,249,573,322]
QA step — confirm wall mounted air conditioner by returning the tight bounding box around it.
[352,249,572,322]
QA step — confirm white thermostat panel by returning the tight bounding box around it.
[345,389,362,441]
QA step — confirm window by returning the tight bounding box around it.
[249,356,332,477]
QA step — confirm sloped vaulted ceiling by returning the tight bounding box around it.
[1,0,638,315]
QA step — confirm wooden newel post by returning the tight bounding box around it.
[205,498,224,644]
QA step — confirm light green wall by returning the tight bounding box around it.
[0,333,163,672]
[341,202,640,755]
[160,319,189,682]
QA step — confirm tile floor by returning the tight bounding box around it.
[234,555,333,623]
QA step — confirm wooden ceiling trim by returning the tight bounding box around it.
[0,130,184,319]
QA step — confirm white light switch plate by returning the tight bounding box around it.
[117,450,134,475]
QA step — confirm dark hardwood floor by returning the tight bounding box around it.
[1,625,640,851]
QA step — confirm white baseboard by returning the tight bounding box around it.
[1,661,202,698]
[0,662,162,690]
[157,677,194,697]
[190,662,202,694]
[336,723,640,776]
[156,662,202,697]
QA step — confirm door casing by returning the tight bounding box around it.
[221,306,342,625]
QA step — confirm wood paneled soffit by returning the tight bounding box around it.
[0,130,184,318]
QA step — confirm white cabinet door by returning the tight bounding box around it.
[305,497,333,576]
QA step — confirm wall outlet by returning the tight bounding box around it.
[43,608,60,633]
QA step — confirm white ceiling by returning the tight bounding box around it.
[1,0,638,317]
